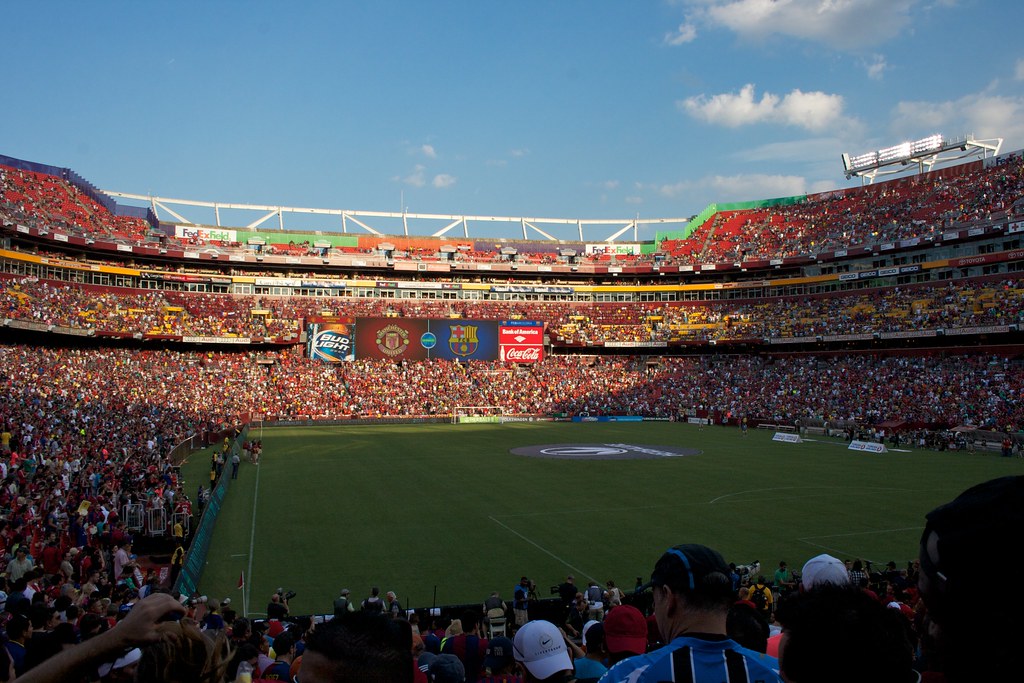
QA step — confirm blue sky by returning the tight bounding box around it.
[4,1,1022,240]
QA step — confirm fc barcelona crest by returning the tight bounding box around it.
[449,325,479,357]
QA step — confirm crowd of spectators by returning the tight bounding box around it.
[2,271,1021,346]
[0,166,150,242]
[663,155,1024,263]
[2,343,1020,437]
[0,277,301,340]
[5,153,1022,268]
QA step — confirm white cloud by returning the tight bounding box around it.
[809,179,838,194]
[680,84,779,127]
[775,89,848,132]
[510,148,530,158]
[866,54,888,80]
[734,137,846,164]
[421,144,437,159]
[697,0,919,51]
[403,165,426,188]
[649,173,809,202]
[625,196,644,205]
[679,84,853,132]
[664,21,698,46]
[890,92,1024,151]
[602,180,620,190]
[432,174,457,189]
[1016,59,1024,81]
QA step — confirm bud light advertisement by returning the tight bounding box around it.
[308,323,355,362]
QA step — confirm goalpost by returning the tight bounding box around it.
[452,405,505,424]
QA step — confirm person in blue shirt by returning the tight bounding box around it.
[513,576,530,628]
[599,543,781,683]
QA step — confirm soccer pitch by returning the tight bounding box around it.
[181,422,1020,617]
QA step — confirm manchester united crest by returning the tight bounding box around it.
[376,324,411,357]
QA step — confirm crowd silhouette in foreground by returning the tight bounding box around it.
[1,476,1017,682]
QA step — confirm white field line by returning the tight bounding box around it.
[797,526,925,562]
[488,516,599,583]
[245,462,262,618]
[497,486,911,519]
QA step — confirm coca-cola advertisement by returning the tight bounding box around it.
[501,345,542,363]
[499,321,544,364]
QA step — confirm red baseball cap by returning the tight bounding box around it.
[603,605,647,655]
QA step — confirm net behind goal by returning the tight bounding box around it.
[452,406,505,424]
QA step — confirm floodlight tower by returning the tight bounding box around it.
[841,134,1003,185]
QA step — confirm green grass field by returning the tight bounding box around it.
[180,422,1021,618]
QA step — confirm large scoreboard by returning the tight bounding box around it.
[307,318,544,363]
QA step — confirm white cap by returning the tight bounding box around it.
[97,647,142,677]
[513,620,572,680]
[801,554,851,589]
[582,620,600,647]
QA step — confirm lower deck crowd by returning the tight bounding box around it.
[0,341,1019,681]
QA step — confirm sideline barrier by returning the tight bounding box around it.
[849,440,888,453]
[772,432,803,444]
[175,426,247,598]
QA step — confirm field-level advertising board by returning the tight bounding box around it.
[452,406,505,424]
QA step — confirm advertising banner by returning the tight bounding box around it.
[431,320,499,361]
[175,225,238,242]
[499,321,544,363]
[312,318,544,362]
[354,318,430,361]
[353,318,505,362]
[772,432,803,443]
[308,322,356,362]
[585,243,641,256]
[849,440,888,453]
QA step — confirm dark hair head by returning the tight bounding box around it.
[461,609,481,631]
[135,621,231,683]
[726,603,769,653]
[776,585,914,683]
[79,612,109,640]
[272,630,297,657]
[52,622,79,646]
[6,614,29,640]
[919,475,1024,681]
[29,602,56,629]
[643,544,734,611]
[232,617,250,638]
[304,611,413,683]
[226,643,259,681]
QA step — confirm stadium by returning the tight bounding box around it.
[2,4,1024,680]
[2,135,1023,664]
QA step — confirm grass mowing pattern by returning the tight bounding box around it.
[180,422,1021,617]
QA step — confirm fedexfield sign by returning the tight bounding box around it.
[511,443,700,460]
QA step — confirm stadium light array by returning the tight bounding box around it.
[841,134,1003,184]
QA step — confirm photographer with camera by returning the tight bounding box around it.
[267,588,294,621]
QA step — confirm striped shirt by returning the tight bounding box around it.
[598,635,781,683]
